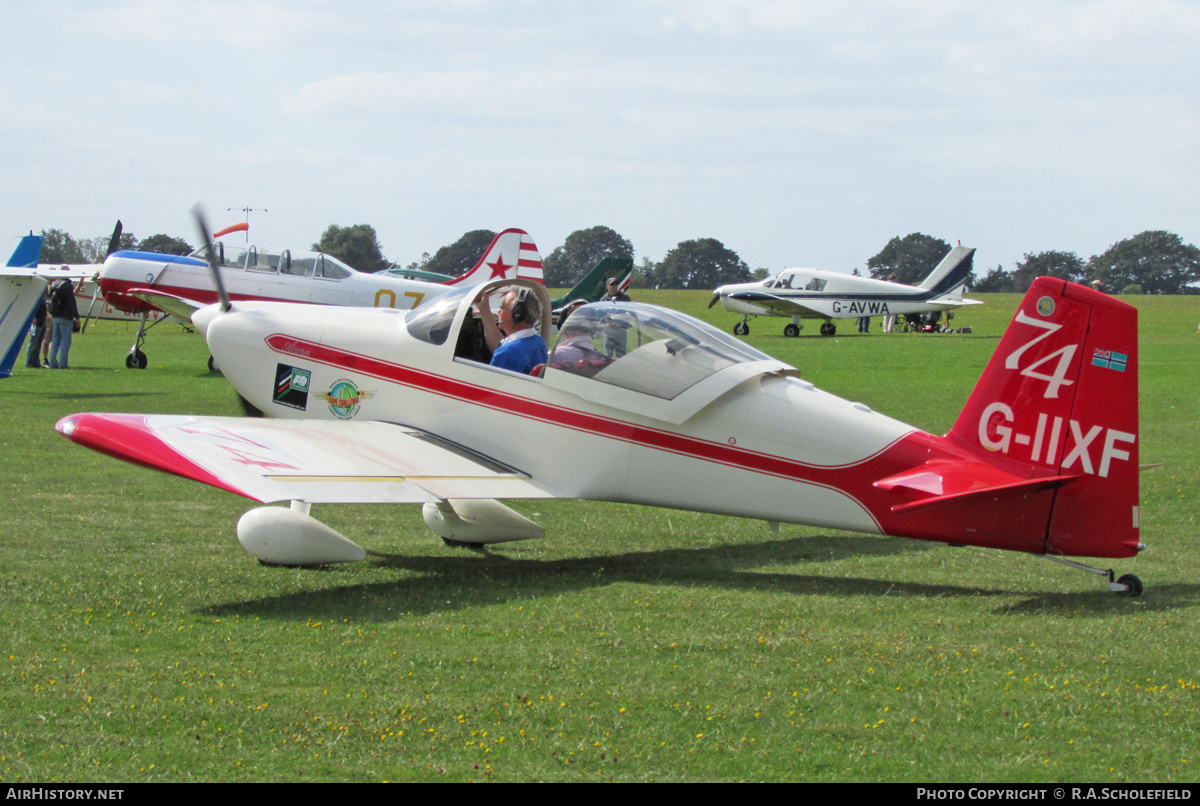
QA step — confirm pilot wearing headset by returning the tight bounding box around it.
[475,286,548,374]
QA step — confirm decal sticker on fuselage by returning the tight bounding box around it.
[321,378,375,419]
[274,364,311,411]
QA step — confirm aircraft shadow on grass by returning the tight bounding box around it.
[199,534,1056,622]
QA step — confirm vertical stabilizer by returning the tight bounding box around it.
[448,229,543,287]
[947,277,1139,558]
[917,245,975,297]
[0,235,47,377]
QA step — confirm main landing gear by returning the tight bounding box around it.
[731,318,814,338]
[1045,554,1144,596]
[124,311,162,370]
[731,319,836,337]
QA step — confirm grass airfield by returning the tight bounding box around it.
[1,290,1197,782]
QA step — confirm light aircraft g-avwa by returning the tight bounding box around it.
[56,214,1145,595]
[97,224,543,369]
[711,245,981,337]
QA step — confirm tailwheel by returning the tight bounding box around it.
[733,320,749,336]
[1044,555,1145,597]
[125,348,148,369]
[783,323,800,338]
[819,321,836,336]
[1116,573,1143,597]
[208,355,220,373]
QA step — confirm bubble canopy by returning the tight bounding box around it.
[405,286,791,418]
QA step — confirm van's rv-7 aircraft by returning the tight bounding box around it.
[56,215,1146,596]
[97,224,543,369]
[711,245,981,337]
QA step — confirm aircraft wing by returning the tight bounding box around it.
[129,287,206,321]
[726,290,827,318]
[56,413,562,504]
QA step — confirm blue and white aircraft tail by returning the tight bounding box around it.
[0,235,46,378]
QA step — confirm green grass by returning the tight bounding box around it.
[1,293,1197,782]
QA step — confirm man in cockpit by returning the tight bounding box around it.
[475,286,548,374]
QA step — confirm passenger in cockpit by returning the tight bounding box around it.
[550,306,612,377]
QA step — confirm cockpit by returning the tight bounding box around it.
[404,280,786,408]
[193,243,355,280]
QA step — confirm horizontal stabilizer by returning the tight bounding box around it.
[56,413,559,504]
[879,465,1081,515]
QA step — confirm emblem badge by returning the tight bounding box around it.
[321,379,375,419]
[273,364,311,411]
[1035,296,1055,317]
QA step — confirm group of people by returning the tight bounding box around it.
[26,274,81,370]
[475,276,631,375]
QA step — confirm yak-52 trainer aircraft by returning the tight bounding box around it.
[56,212,1145,596]
[711,245,981,337]
[97,225,543,369]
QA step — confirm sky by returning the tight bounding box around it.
[2,0,1198,275]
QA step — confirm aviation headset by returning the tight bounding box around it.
[508,287,540,325]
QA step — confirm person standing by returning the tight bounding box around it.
[24,287,48,369]
[600,277,631,357]
[47,276,80,369]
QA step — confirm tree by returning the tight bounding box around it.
[866,233,951,285]
[654,238,751,290]
[628,256,658,290]
[542,226,634,287]
[424,230,497,277]
[1086,231,1200,295]
[39,229,86,264]
[972,265,1016,293]
[138,234,192,256]
[1010,250,1085,293]
[312,224,389,272]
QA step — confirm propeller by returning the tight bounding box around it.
[707,293,720,309]
[104,220,124,259]
[191,203,231,313]
[82,220,125,333]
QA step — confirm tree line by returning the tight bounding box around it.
[37,222,1200,295]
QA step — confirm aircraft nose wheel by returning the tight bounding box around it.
[733,321,750,336]
[125,349,148,369]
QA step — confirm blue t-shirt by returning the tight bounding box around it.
[490,330,548,374]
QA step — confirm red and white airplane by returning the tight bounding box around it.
[97,224,543,369]
[57,261,1144,594]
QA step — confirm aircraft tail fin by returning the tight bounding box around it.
[917,245,975,297]
[946,277,1139,558]
[6,234,44,269]
[552,256,633,308]
[448,228,543,287]
[0,234,47,378]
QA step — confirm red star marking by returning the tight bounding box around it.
[486,255,512,279]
